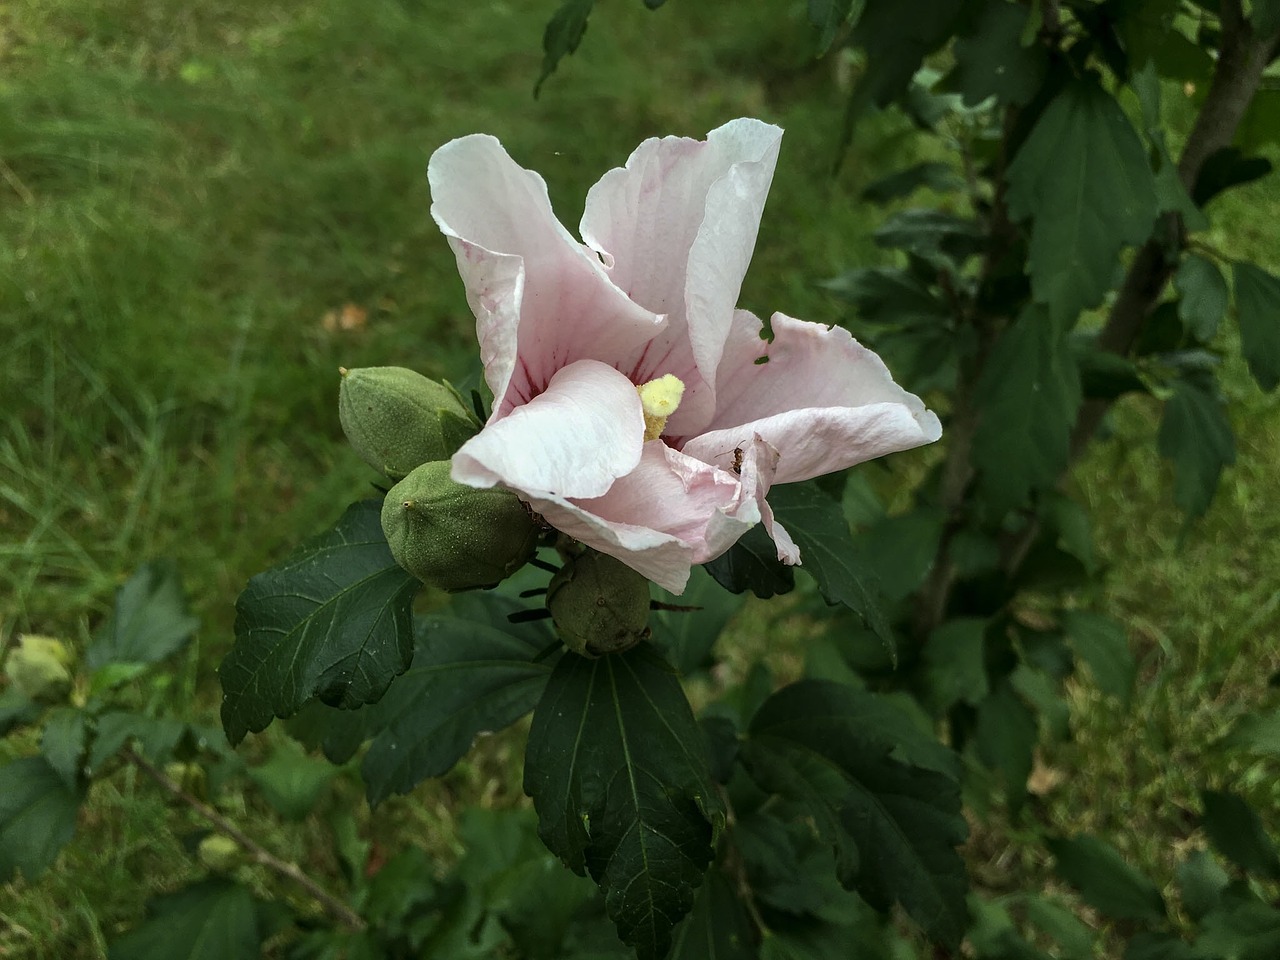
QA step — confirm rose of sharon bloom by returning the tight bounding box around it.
[429,118,940,594]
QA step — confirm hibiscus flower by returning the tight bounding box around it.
[429,118,940,594]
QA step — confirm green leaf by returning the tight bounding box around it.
[704,523,795,599]
[1195,900,1280,960]
[0,688,39,736]
[975,681,1037,797]
[87,560,199,669]
[945,0,1047,107]
[1252,0,1280,34]
[853,507,944,604]
[1019,894,1095,960]
[1130,61,1208,230]
[669,869,756,960]
[1177,849,1230,921]
[360,611,555,806]
[769,483,892,650]
[41,707,88,791]
[872,209,984,265]
[973,306,1081,514]
[740,680,968,947]
[109,878,265,960]
[808,0,857,54]
[535,0,595,96]
[845,0,966,117]
[921,618,990,713]
[245,740,336,820]
[0,757,85,882]
[1233,261,1280,392]
[1125,932,1197,960]
[860,162,961,205]
[1063,611,1136,704]
[1238,90,1280,154]
[1176,255,1229,342]
[821,266,951,327]
[1157,378,1236,518]
[1201,789,1280,879]
[219,500,419,744]
[651,566,746,675]
[1006,76,1158,326]
[524,646,723,960]
[1192,148,1273,207]
[1049,834,1166,923]
[1220,710,1280,756]
[88,712,191,774]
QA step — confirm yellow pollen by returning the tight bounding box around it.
[636,374,685,441]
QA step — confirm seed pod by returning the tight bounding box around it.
[4,634,73,704]
[339,366,480,479]
[197,834,243,873]
[381,461,539,592]
[546,550,651,657]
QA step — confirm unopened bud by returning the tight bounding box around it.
[339,366,479,479]
[547,550,651,657]
[4,634,73,703]
[381,461,539,592]
[197,834,243,873]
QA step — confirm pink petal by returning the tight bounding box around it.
[681,312,942,484]
[428,135,664,416]
[451,360,644,500]
[580,119,783,435]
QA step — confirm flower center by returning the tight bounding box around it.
[636,374,685,442]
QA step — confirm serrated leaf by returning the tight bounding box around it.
[860,161,961,205]
[219,500,419,745]
[1201,789,1280,879]
[1177,849,1230,921]
[524,646,722,960]
[87,560,199,669]
[740,680,967,947]
[41,708,88,791]
[535,0,595,96]
[854,507,944,604]
[1006,76,1158,326]
[822,266,950,327]
[88,712,193,774]
[1049,834,1166,923]
[1019,894,1095,960]
[1233,261,1280,392]
[769,483,892,650]
[246,740,336,820]
[844,0,966,119]
[704,522,795,599]
[109,878,264,960]
[651,565,746,675]
[360,612,555,806]
[921,618,990,713]
[945,0,1047,107]
[872,209,984,264]
[808,0,857,54]
[975,681,1037,797]
[1131,61,1208,229]
[1063,611,1136,704]
[669,869,756,960]
[1176,255,1229,342]
[1195,900,1280,960]
[973,306,1081,514]
[0,757,85,882]
[1157,378,1236,518]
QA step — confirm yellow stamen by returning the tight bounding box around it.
[636,374,685,441]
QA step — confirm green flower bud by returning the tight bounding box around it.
[197,834,243,873]
[4,634,73,703]
[339,366,480,479]
[381,461,539,592]
[546,550,651,657]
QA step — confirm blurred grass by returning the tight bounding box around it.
[2,0,1278,956]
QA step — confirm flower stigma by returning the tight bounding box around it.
[636,374,685,442]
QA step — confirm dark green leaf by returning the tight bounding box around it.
[873,209,984,264]
[1130,61,1208,229]
[845,0,966,118]
[87,560,199,669]
[1195,900,1280,960]
[361,612,554,806]
[1192,148,1273,207]
[1049,834,1166,923]
[967,896,1051,960]
[1125,932,1197,960]
[860,162,961,205]
[1201,789,1280,879]
[808,0,856,54]
[1233,261,1280,392]
[736,812,848,918]
[853,507,943,604]
[1177,849,1229,921]
[1073,339,1148,400]
[651,566,746,675]
[1019,894,1095,960]
[1220,710,1280,756]
[945,0,1047,107]
[921,618,990,713]
[0,688,39,736]
[1176,255,1229,342]
[1157,378,1236,517]
[1006,77,1158,326]
[741,681,967,947]
[41,707,88,791]
[536,0,595,96]
[704,523,795,599]
[1063,611,1136,704]
[1252,0,1280,34]
[821,266,950,326]
[109,878,264,960]
[245,740,336,820]
[975,681,1037,796]
[87,712,194,774]
[219,500,419,744]
[769,483,892,649]
[669,869,756,960]
[524,646,722,960]
[0,757,84,882]
[973,306,1081,514]
[1238,90,1280,154]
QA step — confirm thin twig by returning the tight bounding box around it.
[123,747,366,931]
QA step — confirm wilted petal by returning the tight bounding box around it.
[581,119,782,435]
[682,312,941,483]
[451,360,644,500]
[429,135,663,415]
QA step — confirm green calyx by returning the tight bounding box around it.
[381,461,539,592]
[339,366,480,479]
[4,634,74,703]
[546,549,651,657]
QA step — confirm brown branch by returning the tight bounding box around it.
[124,747,365,931]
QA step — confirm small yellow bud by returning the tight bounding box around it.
[636,374,685,441]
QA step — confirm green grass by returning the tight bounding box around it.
[3,0,1279,956]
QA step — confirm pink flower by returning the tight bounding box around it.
[429,119,940,594]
